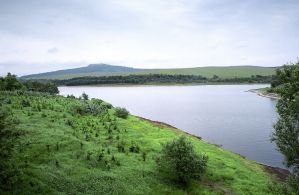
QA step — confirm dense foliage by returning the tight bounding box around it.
[0,73,24,91]
[22,80,59,94]
[156,136,208,185]
[271,61,299,193]
[55,74,207,85]
[54,74,274,86]
[0,73,59,94]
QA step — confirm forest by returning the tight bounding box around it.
[53,74,274,86]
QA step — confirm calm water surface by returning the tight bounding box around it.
[59,84,284,168]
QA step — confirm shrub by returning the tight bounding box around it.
[91,98,103,106]
[85,104,103,115]
[81,92,89,100]
[114,107,129,119]
[71,103,103,116]
[66,94,76,99]
[100,102,112,110]
[156,136,208,185]
[117,141,126,153]
[21,99,30,107]
[129,142,140,153]
[71,104,86,115]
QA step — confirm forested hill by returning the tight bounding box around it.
[21,64,276,80]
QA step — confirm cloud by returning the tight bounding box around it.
[47,47,59,53]
[0,0,299,74]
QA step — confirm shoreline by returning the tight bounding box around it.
[248,89,280,100]
[135,115,290,181]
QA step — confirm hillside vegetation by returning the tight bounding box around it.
[0,90,281,194]
[21,64,276,80]
[54,74,274,86]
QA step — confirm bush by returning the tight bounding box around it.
[21,99,30,107]
[85,104,104,115]
[91,98,103,106]
[156,136,208,185]
[114,107,129,119]
[129,142,140,153]
[81,92,89,100]
[100,102,112,110]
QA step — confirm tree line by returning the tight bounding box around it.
[54,74,274,86]
[0,73,59,94]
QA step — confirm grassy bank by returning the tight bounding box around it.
[250,87,280,100]
[0,91,280,194]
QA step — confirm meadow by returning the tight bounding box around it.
[0,90,281,194]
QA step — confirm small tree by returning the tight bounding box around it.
[114,107,129,119]
[156,136,208,185]
[81,92,89,100]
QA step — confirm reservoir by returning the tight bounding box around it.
[59,84,284,168]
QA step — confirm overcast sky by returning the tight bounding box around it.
[0,0,299,76]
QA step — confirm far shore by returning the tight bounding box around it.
[58,82,270,88]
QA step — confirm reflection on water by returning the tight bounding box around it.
[59,84,284,168]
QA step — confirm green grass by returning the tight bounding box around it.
[139,66,276,78]
[255,87,271,93]
[1,91,279,194]
[24,66,276,80]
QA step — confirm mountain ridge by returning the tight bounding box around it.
[21,63,277,80]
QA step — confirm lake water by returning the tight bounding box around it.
[59,84,285,168]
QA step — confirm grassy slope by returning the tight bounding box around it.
[23,66,276,80]
[1,91,277,194]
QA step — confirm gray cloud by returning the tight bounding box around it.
[0,0,299,75]
[47,47,59,53]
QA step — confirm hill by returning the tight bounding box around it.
[0,90,282,194]
[21,63,143,80]
[21,64,276,80]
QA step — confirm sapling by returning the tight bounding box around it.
[55,160,59,167]
[142,152,147,162]
[98,152,104,161]
[87,152,92,160]
[56,142,59,151]
[111,155,116,162]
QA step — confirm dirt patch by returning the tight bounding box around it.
[261,164,290,181]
